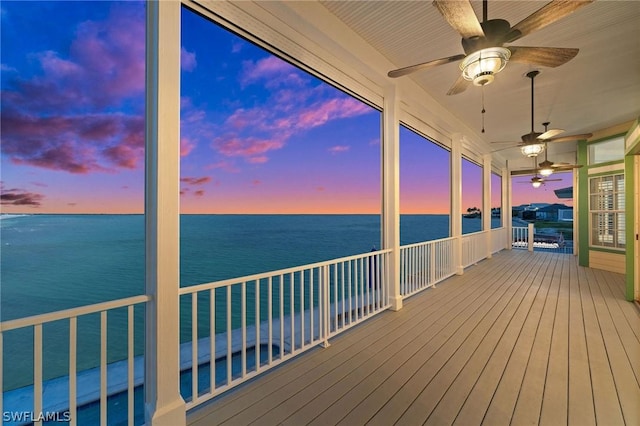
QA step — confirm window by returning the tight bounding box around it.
[462,158,482,234]
[590,174,625,249]
[588,136,625,164]
[399,125,451,244]
[491,172,502,228]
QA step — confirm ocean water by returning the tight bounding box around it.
[1,214,489,392]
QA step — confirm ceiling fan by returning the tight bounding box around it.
[512,123,584,177]
[492,70,593,156]
[516,157,562,188]
[387,0,593,95]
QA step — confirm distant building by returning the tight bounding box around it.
[512,203,572,222]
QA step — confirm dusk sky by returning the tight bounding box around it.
[0,2,572,215]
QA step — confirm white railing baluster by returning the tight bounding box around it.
[347,260,352,324]
[127,306,134,426]
[255,279,260,372]
[300,271,304,346]
[279,274,284,360]
[289,272,294,353]
[340,262,345,329]
[100,311,107,426]
[34,324,43,426]
[267,277,272,364]
[226,285,232,385]
[210,288,216,387]
[192,293,198,401]
[310,270,314,343]
[69,317,77,426]
[241,281,246,377]
[332,265,338,332]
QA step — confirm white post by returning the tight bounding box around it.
[382,85,402,311]
[145,1,186,425]
[528,223,535,252]
[504,165,512,250]
[483,154,492,258]
[451,134,463,275]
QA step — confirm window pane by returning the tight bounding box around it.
[588,136,625,164]
[491,173,502,229]
[180,8,382,285]
[399,125,451,244]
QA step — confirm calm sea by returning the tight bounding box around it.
[1,214,491,391]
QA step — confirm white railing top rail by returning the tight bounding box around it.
[0,294,150,332]
[400,236,456,250]
[179,248,392,295]
[461,229,490,238]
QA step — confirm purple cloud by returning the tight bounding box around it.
[328,145,350,154]
[213,136,285,163]
[0,4,145,174]
[181,47,197,71]
[0,186,45,207]
[181,176,211,185]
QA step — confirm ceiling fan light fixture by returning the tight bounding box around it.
[532,180,542,188]
[460,47,511,86]
[539,167,554,177]
[521,143,545,157]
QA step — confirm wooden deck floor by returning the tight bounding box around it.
[188,250,640,426]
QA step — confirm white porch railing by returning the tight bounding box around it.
[177,249,391,410]
[512,226,531,250]
[1,229,520,423]
[461,230,489,268]
[0,295,148,426]
[399,237,456,298]
[491,227,507,254]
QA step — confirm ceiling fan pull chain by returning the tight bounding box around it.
[481,87,485,133]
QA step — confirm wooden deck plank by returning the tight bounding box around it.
[279,252,536,426]
[539,252,570,426]
[576,259,626,426]
[364,254,544,425]
[584,266,640,425]
[330,252,538,426]
[185,251,639,426]
[506,253,563,425]
[300,253,539,426]
[452,253,559,426]
[209,255,491,425]
[567,255,596,426]
[413,254,555,426]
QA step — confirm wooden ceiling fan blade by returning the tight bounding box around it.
[505,0,593,43]
[551,165,583,170]
[432,0,484,39]
[509,46,579,68]
[388,54,466,78]
[512,169,540,176]
[546,132,593,143]
[538,128,565,140]
[542,178,563,182]
[446,73,471,95]
[491,145,521,154]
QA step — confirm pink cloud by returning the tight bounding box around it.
[194,190,205,197]
[247,156,268,164]
[181,138,196,157]
[181,47,197,71]
[298,97,371,129]
[316,186,325,192]
[252,180,261,186]
[214,136,285,160]
[329,145,350,154]
[241,56,302,88]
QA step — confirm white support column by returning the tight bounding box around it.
[145,1,186,425]
[382,85,402,311]
[451,134,463,275]
[504,164,512,250]
[483,154,492,258]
